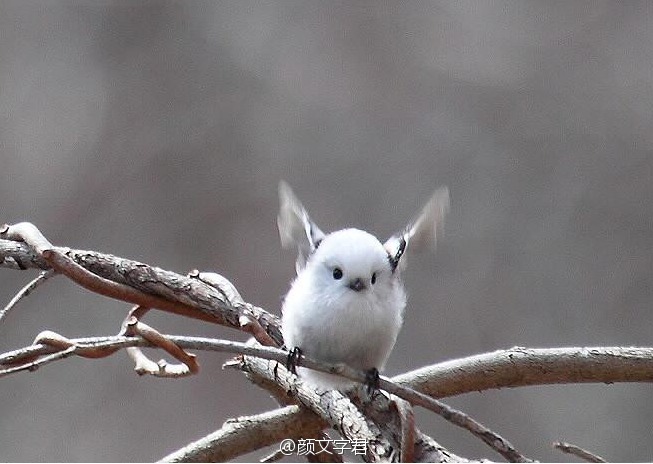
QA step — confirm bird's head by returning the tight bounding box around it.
[307,228,393,297]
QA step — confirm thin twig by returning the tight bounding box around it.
[0,269,55,325]
[258,449,286,462]
[379,380,529,462]
[0,336,432,462]
[553,441,606,463]
[0,332,648,462]
[5,333,627,462]
[123,314,199,377]
[0,345,79,377]
[5,336,653,402]
[259,448,286,463]
[33,330,123,359]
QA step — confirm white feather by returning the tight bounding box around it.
[278,182,448,391]
[282,229,405,389]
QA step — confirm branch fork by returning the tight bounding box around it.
[0,222,630,462]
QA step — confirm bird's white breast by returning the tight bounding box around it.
[281,230,406,389]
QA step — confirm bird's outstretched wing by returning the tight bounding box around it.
[384,186,450,272]
[277,181,326,273]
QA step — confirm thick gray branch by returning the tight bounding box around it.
[4,228,653,462]
[393,346,653,398]
[234,354,467,463]
[0,238,282,344]
[160,405,322,463]
[236,355,398,462]
[0,239,49,270]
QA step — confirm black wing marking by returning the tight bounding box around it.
[384,187,450,272]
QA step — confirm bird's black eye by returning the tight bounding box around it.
[332,267,343,280]
[371,272,377,285]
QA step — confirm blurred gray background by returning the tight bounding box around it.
[1,1,652,461]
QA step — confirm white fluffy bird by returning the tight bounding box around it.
[278,181,449,391]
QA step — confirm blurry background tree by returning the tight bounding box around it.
[1,1,652,461]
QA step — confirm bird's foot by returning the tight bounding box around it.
[364,367,380,395]
[286,347,302,375]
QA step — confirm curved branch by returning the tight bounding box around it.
[0,231,282,345]
[4,225,653,462]
[159,405,323,463]
[0,239,50,270]
[0,269,55,324]
[5,336,653,397]
[0,331,465,462]
[553,441,606,463]
[3,334,653,460]
[393,346,653,398]
[233,354,462,462]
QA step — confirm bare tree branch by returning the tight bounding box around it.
[3,223,652,462]
[391,397,415,463]
[159,405,323,463]
[0,269,55,324]
[233,353,460,462]
[393,346,653,397]
[0,228,283,345]
[377,378,530,462]
[259,448,286,463]
[553,441,607,463]
[5,334,653,394]
[0,239,50,270]
[0,331,465,461]
[1,328,652,461]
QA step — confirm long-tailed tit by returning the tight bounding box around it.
[278,181,449,391]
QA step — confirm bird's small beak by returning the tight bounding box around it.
[348,278,366,292]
